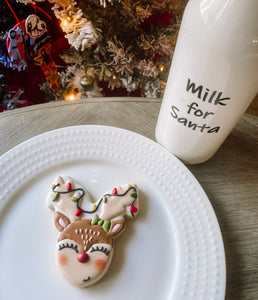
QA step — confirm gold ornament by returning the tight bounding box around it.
[80,76,94,91]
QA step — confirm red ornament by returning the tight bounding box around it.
[77,252,89,263]
[67,182,72,191]
[112,188,117,195]
[75,209,82,216]
[130,206,138,213]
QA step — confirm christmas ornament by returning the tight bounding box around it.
[6,22,27,70]
[3,0,30,71]
[8,27,24,62]
[34,43,60,89]
[23,14,60,90]
[80,75,94,91]
[25,14,51,51]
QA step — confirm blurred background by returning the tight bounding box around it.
[0,0,257,114]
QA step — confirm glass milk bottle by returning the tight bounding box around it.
[155,0,258,164]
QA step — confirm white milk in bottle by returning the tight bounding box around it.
[155,0,258,164]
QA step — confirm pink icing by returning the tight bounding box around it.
[112,223,121,233]
[59,218,67,228]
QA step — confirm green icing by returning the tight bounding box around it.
[91,214,111,232]
[103,196,107,203]
[52,192,59,202]
[71,196,79,202]
[130,191,137,198]
[103,220,111,233]
[91,214,100,225]
[98,219,104,226]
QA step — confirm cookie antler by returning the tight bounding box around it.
[47,176,90,227]
[99,184,139,221]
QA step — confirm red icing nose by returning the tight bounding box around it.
[77,252,89,263]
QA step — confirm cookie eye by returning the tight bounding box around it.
[58,242,79,253]
[90,246,110,256]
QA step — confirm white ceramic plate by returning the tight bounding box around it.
[0,125,225,300]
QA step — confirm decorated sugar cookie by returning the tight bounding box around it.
[47,176,139,287]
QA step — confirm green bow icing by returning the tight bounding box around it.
[91,214,111,233]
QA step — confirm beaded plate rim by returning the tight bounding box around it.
[0,125,226,299]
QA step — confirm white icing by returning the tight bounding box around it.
[99,184,139,220]
[74,191,81,198]
[56,240,113,287]
[46,176,93,223]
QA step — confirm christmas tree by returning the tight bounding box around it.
[0,0,187,110]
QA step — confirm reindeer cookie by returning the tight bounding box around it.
[47,176,139,287]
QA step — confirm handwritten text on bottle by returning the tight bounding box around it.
[169,79,230,133]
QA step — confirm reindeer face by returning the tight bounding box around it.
[56,239,113,286]
[55,219,123,287]
[47,176,139,287]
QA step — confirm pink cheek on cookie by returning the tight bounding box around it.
[94,259,107,271]
[58,255,68,266]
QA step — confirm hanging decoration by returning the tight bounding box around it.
[7,26,27,70]
[0,0,67,110]
[3,0,28,71]
[34,42,60,89]
[25,14,60,89]
[25,14,51,50]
